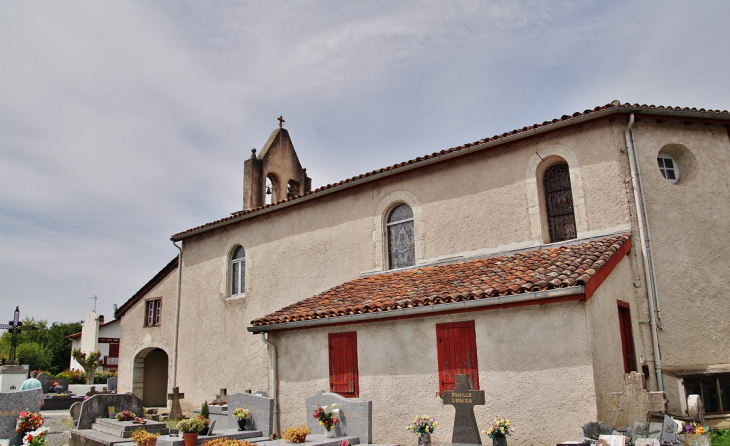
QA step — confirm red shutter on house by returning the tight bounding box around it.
[108,343,120,358]
[328,332,359,397]
[617,301,637,373]
[436,321,479,396]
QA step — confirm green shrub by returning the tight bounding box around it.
[55,369,86,384]
[712,428,730,446]
[93,370,117,384]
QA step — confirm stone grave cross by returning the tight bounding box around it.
[0,306,36,364]
[168,387,185,420]
[442,374,485,444]
[216,388,228,404]
[607,372,665,426]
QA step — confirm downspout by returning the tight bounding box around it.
[172,241,183,390]
[260,332,279,435]
[624,114,664,391]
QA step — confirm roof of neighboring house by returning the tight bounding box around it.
[64,318,121,339]
[114,256,179,318]
[171,102,730,241]
[249,233,631,330]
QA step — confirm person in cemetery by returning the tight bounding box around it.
[20,370,44,406]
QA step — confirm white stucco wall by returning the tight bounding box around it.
[273,301,596,446]
[117,116,730,429]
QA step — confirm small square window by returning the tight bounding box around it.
[145,299,162,327]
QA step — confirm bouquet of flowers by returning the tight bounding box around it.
[679,422,709,435]
[22,427,49,446]
[233,408,250,419]
[482,416,514,439]
[16,412,44,433]
[406,415,438,437]
[313,405,339,431]
[115,411,137,421]
[282,425,311,443]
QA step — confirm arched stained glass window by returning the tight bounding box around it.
[231,246,245,295]
[386,204,415,269]
[543,163,577,243]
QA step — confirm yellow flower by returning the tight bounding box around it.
[506,420,511,426]
[434,422,439,427]
[319,421,324,425]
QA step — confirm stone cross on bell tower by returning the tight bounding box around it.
[243,117,312,210]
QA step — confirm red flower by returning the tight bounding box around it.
[333,418,338,424]
[27,435,33,442]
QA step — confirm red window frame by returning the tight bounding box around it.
[144,298,162,327]
[328,332,359,397]
[617,301,637,374]
[436,320,479,396]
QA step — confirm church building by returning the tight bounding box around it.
[114,101,730,445]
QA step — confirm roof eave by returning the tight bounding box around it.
[173,105,730,242]
[247,285,585,333]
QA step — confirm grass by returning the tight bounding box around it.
[712,428,730,446]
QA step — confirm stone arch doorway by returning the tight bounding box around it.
[132,347,169,407]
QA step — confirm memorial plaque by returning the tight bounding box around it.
[306,390,372,444]
[0,388,42,446]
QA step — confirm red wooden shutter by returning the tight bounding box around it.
[436,321,479,396]
[617,301,637,373]
[108,343,120,358]
[328,332,359,397]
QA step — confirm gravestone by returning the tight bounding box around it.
[635,439,660,446]
[167,387,184,421]
[442,374,486,444]
[687,395,704,425]
[107,377,117,393]
[216,389,228,404]
[37,372,69,393]
[306,391,373,444]
[0,388,42,445]
[583,422,601,440]
[227,392,274,436]
[75,393,143,430]
[660,415,677,445]
[607,372,665,426]
[631,421,649,439]
[648,422,662,440]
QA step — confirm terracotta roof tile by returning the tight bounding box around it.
[250,233,631,327]
[172,102,730,240]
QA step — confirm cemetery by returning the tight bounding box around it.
[0,364,725,446]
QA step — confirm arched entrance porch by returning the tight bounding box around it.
[132,347,169,407]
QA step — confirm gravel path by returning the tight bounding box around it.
[40,409,72,446]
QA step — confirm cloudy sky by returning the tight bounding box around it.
[1,1,727,324]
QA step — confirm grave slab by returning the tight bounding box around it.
[635,438,660,446]
[76,394,143,430]
[0,388,42,445]
[442,375,485,445]
[607,372,665,427]
[305,391,372,445]
[660,415,677,445]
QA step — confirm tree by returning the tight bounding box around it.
[15,342,51,371]
[71,348,103,384]
[0,318,82,373]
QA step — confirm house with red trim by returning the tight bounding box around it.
[66,310,120,373]
[114,101,730,445]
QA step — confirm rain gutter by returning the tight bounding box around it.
[624,114,664,392]
[171,241,183,389]
[247,285,584,333]
[260,333,279,435]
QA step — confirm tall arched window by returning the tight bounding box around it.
[543,163,577,243]
[231,246,245,295]
[386,204,415,269]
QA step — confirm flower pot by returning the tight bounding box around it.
[418,434,431,446]
[183,432,199,446]
[492,437,507,446]
[237,418,247,431]
[199,427,209,436]
[324,427,335,438]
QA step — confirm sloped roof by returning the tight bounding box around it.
[250,233,631,329]
[171,102,730,241]
[114,256,178,318]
